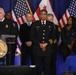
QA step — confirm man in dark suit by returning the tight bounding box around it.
[30,9,55,75]
[19,13,33,65]
[0,7,18,65]
[47,13,60,75]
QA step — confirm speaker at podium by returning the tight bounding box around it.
[0,65,37,75]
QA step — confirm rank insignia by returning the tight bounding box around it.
[36,26,40,28]
[54,39,57,44]
[49,39,53,44]
[5,25,8,28]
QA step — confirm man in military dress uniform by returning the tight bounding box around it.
[0,7,18,65]
[30,9,55,75]
[47,13,60,75]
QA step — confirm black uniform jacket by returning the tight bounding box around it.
[0,18,17,35]
[61,26,76,47]
[60,25,76,55]
[0,18,18,43]
[30,20,55,56]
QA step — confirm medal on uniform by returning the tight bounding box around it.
[5,24,8,28]
[49,26,51,28]
[36,26,40,28]
[36,26,40,30]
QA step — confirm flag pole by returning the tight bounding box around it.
[25,0,33,14]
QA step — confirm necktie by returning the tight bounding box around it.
[42,21,45,27]
[43,21,44,25]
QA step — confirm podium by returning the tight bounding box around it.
[0,65,37,75]
[0,34,16,65]
[1,34,16,44]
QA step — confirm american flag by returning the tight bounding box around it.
[12,0,32,25]
[59,0,76,29]
[12,0,32,54]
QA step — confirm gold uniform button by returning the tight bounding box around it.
[43,30,45,32]
[43,33,45,35]
[43,37,44,39]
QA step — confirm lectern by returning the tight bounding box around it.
[0,65,37,75]
[0,34,16,65]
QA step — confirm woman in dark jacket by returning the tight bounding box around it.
[61,16,76,61]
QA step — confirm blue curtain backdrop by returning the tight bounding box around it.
[0,0,71,75]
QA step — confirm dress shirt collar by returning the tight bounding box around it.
[0,18,5,22]
[27,22,32,26]
[41,20,46,25]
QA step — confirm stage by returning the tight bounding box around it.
[0,65,37,75]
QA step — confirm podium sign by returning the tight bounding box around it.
[0,40,7,58]
[0,34,16,65]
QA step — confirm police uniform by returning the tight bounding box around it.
[61,25,76,61]
[51,24,60,75]
[0,18,18,65]
[12,21,18,35]
[53,24,60,52]
[30,20,55,75]
[19,22,33,65]
[10,20,18,65]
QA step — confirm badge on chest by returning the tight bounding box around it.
[5,24,8,28]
